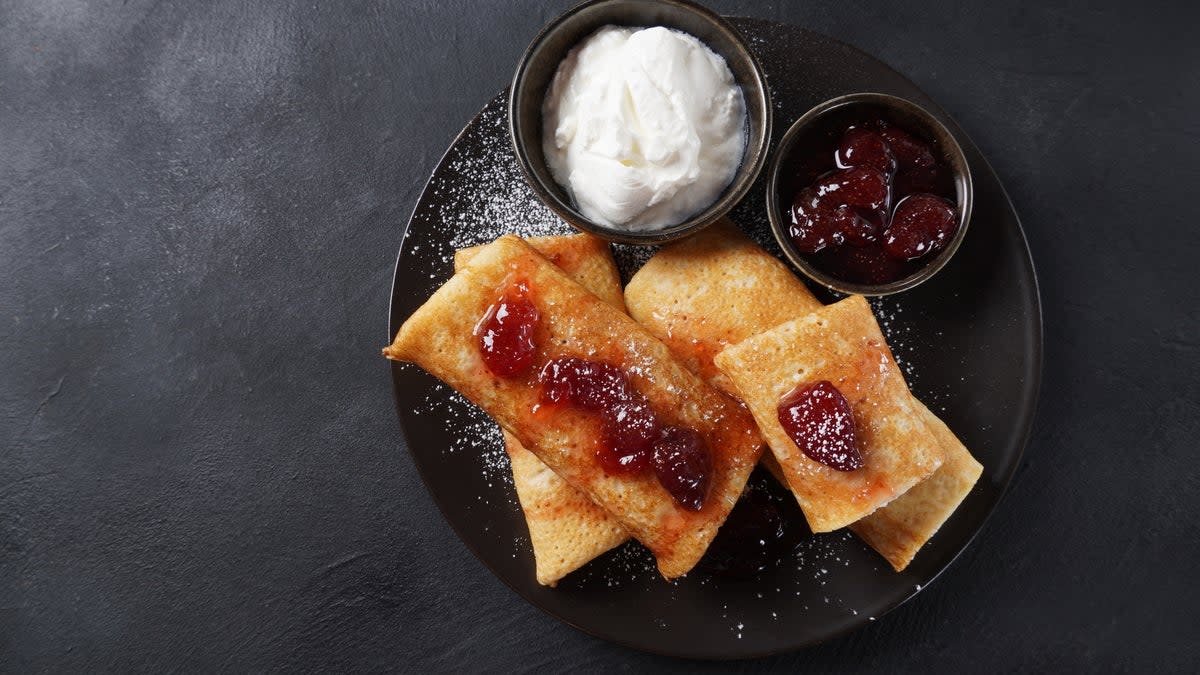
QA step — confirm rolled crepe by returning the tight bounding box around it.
[456,235,628,587]
[385,235,762,579]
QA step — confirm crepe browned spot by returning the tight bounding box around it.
[457,234,628,586]
[626,224,978,567]
[385,235,762,579]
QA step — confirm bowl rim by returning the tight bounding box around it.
[766,91,975,296]
[508,0,772,245]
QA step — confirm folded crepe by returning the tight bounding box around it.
[385,235,762,579]
[456,235,628,586]
[714,295,946,532]
[625,221,981,569]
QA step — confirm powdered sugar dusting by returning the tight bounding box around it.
[415,378,514,493]
[568,540,658,589]
[433,103,569,254]
[870,296,950,411]
[870,297,917,380]
[612,244,657,285]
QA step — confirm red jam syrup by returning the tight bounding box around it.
[475,281,540,378]
[651,426,711,512]
[538,357,712,510]
[787,119,958,285]
[777,380,863,472]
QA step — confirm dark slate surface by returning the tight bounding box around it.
[1,0,1196,670]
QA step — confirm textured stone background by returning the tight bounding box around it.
[1,0,1197,670]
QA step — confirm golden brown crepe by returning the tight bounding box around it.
[624,220,822,396]
[502,437,629,585]
[626,221,980,568]
[385,235,762,579]
[455,234,625,313]
[457,234,628,586]
[713,295,945,532]
[851,409,982,570]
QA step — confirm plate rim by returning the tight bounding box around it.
[386,19,1044,660]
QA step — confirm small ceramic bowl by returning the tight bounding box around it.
[766,92,974,295]
[509,0,771,245]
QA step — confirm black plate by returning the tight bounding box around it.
[387,18,1041,660]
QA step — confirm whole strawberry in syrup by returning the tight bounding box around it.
[836,126,896,176]
[884,194,958,261]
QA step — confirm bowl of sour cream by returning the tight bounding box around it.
[509,0,771,245]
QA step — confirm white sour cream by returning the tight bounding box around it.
[541,26,746,229]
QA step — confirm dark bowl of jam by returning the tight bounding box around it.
[766,93,973,295]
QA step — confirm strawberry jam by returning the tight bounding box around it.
[777,381,863,471]
[598,396,658,474]
[652,426,711,512]
[837,126,896,175]
[475,281,539,378]
[538,358,630,409]
[538,356,711,508]
[885,193,958,260]
[787,119,958,285]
